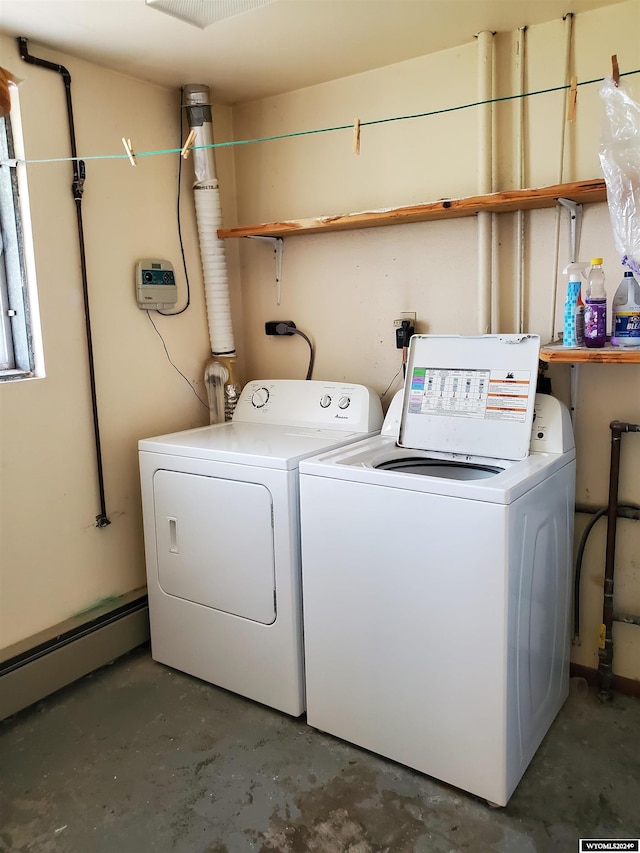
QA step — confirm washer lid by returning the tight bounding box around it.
[398,334,540,461]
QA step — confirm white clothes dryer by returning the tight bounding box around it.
[299,335,576,805]
[139,379,382,717]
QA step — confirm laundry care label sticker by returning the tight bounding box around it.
[409,368,531,421]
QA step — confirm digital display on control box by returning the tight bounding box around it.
[142,268,175,285]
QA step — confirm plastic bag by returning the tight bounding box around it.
[599,77,640,276]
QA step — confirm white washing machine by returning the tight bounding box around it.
[139,379,382,717]
[299,335,576,805]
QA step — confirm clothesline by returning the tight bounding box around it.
[2,69,638,168]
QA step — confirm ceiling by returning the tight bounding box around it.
[0,0,628,105]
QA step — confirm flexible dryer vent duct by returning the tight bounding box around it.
[182,84,241,423]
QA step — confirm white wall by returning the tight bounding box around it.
[231,1,640,680]
[1,3,638,684]
[0,36,241,650]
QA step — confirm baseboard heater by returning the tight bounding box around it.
[0,594,150,721]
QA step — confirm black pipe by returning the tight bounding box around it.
[573,503,640,642]
[17,37,110,528]
[598,421,640,700]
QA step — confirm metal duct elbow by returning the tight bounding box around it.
[182,84,216,186]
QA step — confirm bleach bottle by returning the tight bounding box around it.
[584,258,607,348]
[562,262,588,347]
[611,270,640,346]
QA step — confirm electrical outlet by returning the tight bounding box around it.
[394,312,416,349]
[393,312,417,329]
[265,320,296,335]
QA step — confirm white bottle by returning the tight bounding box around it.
[611,270,640,346]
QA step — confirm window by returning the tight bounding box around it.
[0,86,43,380]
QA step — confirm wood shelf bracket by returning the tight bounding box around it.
[246,235,284,304]
[557,198,583,263]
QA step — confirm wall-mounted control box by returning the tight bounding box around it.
[135,259,178,310]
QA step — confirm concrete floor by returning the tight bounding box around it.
[1,646,639,853]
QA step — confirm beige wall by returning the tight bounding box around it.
[0,2,638,684]
[232,1,640,680]
[0,36,241,650]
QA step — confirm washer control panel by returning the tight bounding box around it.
[529,393,575,453]
[236,380,383,433]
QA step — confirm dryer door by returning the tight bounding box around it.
[153,470,276,624]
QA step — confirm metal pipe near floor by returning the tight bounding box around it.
[598,420,640,700]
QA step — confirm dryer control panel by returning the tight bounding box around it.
[234,380,383,433]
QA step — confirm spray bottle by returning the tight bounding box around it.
[584,258,607,348]
[611,270,640,346]
[562,262,588,347]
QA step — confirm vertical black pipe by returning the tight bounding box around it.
[598,420,640,699]
[17,37,110,528]
[598,422,622,699]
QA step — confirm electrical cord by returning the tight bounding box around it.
[275,322,314,380]
[146,311,208,409]
[157,87,191,316]
[381,323,413,400]
[380,367,403,400]
[293,329,314,380]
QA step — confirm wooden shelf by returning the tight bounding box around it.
[218,178,607,239]
[540,342,640,363]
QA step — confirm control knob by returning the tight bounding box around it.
[338,396,351,410]
[251,387,270,408]
[319,395,332,408]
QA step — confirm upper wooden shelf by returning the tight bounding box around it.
[540,341,640,363]
[218,178,607,239]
